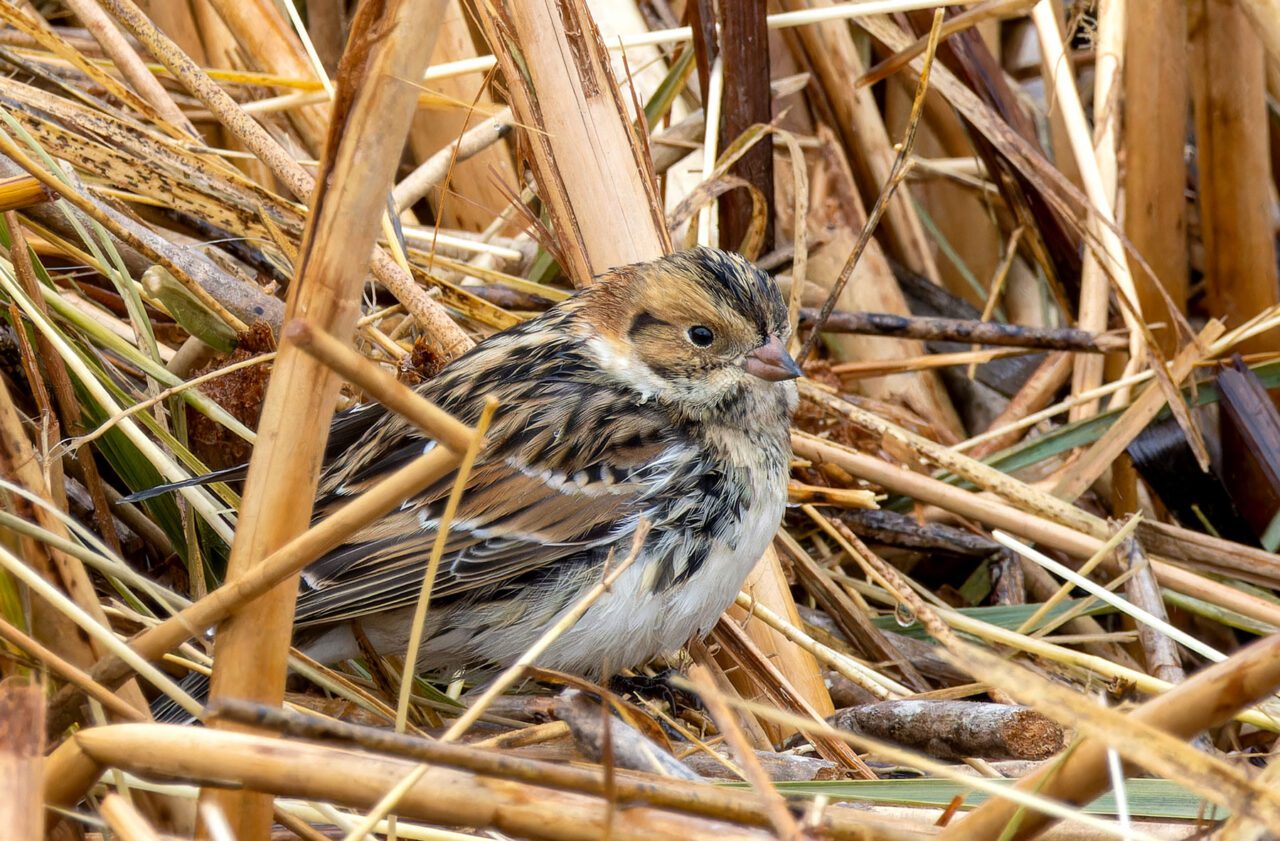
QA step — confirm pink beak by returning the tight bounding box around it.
[744,335,802,382]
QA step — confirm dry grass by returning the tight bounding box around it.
[3,1,1280,840]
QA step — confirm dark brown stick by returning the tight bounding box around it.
[798,309,1125,353]
[717,0,773,254]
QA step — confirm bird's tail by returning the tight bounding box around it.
[119,463,247,504]
[151,671,209,725]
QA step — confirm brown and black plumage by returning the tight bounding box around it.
[142,247,799,679]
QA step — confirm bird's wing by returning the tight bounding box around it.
[294,390,691,626]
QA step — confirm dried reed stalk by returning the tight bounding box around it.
[780,532,927,691]
[1238,0,1280,71]
[687,638,774,749]
[0,680,43,840]
[0,133,249,334]
[99,793,163,841]
[1138,520,1280,587]
[684,681,1138,840]
[205,0,330,154]
[1123,0,1189,355]
[207,699,902,838]
[776,0,940,282]
[943,632,1280,839]
[198,3,449,836]
[43,735,104,812]
[473,0,669,286]
[0,174,49,211]
[0,3,166,135]
[1191,0,1280,355]
[733,589,911,699]
[71,724,927,841]
[860,0,1036,86]
[406,1,518,233]
[395,108,515,213]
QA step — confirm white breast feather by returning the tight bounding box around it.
[533,483,786,674]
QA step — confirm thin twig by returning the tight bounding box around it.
[393,397,497,733]
[798,307,1123,352]
[796,9,944,365]
[64,353,276,451]
[393,109,513,212]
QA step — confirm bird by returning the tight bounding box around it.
[139,247,800,681]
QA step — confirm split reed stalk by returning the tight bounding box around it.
[196,3,450,836]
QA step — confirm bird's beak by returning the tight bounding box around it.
[744,335,802,382]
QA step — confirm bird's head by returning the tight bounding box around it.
[574,247,800,416]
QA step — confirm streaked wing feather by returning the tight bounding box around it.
[296,420,671,626]
[295,325,697,627]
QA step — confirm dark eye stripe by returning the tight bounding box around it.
[628,311,670,337]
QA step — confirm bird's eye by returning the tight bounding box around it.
[687,325,714,347]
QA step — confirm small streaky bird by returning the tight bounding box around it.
[142,247,800,679]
